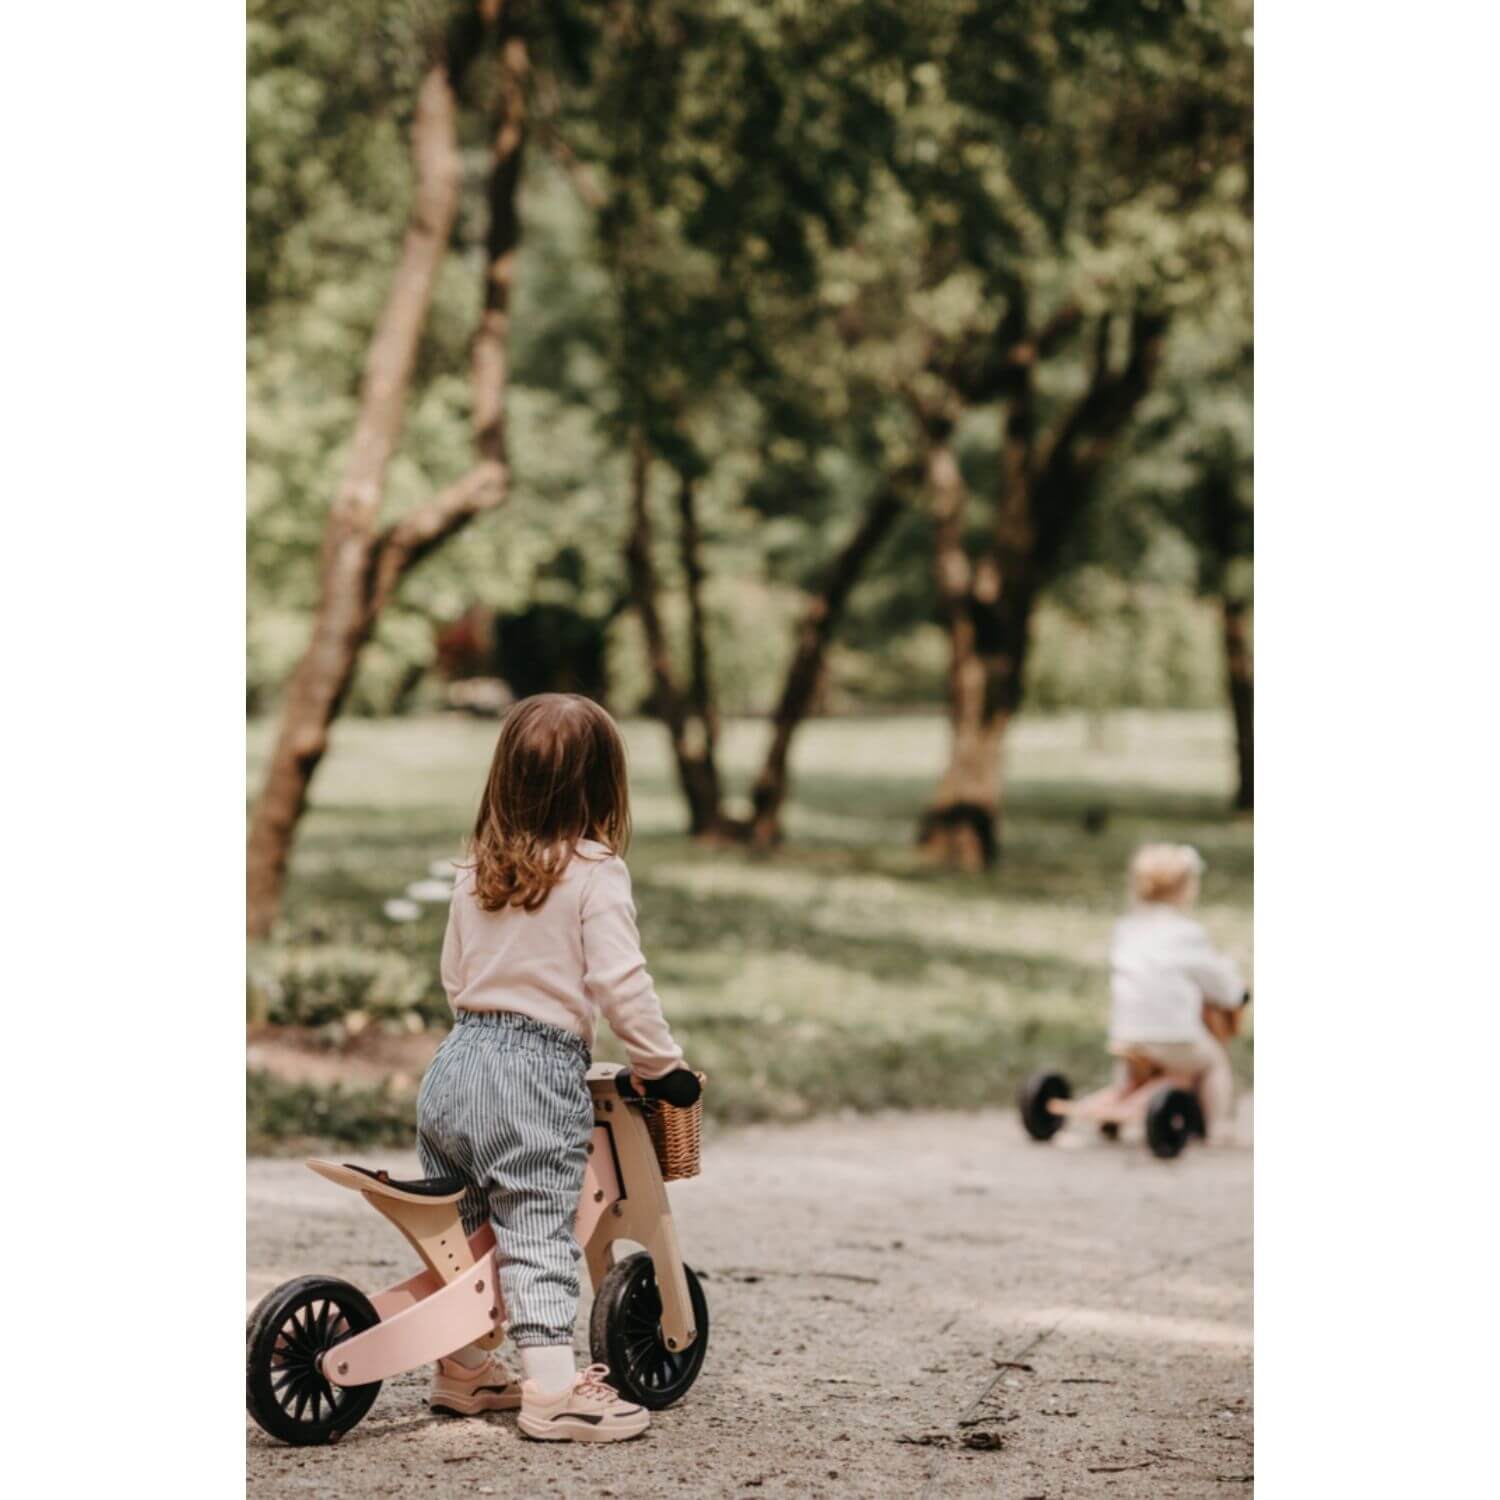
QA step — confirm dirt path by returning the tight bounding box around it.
[248,1105,1252,1497]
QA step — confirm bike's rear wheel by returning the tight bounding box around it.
[246,1275,382,1445]
[1145,1087,1198,1160]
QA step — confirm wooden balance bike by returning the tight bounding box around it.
[246,1065,708,1446]
[1018,1000,1248,1159]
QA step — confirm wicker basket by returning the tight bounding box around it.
[643,1074,706,1181]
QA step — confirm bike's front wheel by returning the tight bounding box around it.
[589,1251,709,1410]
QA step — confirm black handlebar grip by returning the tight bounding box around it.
[615,1067,702,1107]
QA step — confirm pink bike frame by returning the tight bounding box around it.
[321,1084,693,1389]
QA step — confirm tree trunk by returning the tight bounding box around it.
[918,581,1033,873]
[915,426,1020,872]
[675,473,720,771]
[916,306,1169,871]
[1222,596,1253,811]
[247,10,523,938]
[920,644,1009,873]
[747,482,905,848]
[920,314,1041,869]
[624,436,724,837]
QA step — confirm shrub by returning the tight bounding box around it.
[248,1070,416,1152]
[248,944,432,1029]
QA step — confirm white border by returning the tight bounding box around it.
[2,4,245,1491]
[1257,1,1499,1491]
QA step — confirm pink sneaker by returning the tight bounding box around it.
[429,1351,523,1416]
[517,1364,650,1443]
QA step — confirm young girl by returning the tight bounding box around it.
[416,694,687,1444]
[1110,843,1247,1141]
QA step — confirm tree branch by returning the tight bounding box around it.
[748,473,912,840]
[368,461,507,615]
[1031,307,1169,568]
[945,299,1084,406]
[473,19,529,463]
[1048,308,1168,470]
[328,63,465,533]
[364,9,530,616]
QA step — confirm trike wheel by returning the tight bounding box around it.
[1018,1071,1070,1141]
[247,1275,382,1445]
[1145,1087,1197,1159]
[589,1251,708,1410]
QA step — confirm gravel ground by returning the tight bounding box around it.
[248,1103,1252,1497]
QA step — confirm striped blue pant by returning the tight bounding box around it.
[416,1011,593,1347]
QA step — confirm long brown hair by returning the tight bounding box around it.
[468,694,632,912]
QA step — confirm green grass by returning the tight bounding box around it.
[247,710,1252,1150]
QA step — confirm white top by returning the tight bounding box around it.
[440,840,684,1079]
[1109,905,1246,1044]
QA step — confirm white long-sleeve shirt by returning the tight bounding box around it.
[439,840,684,1078]
[1109,904,1246,1045]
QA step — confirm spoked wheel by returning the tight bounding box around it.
[1145,1087,1198,1160]
[246,1275,382,1445]
[1018,1071,1071,1142]
[589,1251,709,1410]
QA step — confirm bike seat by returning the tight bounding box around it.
[306,1159,468,1204]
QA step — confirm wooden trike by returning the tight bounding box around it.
[1018,1000,1248,1159]
[246,1064,708,1446]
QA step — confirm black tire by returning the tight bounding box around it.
[1018,1072,1071,1142]
[247,1275,382,1445]
[1145,1087,1197,1160]
[589,1251,709,1410]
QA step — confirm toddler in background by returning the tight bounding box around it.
[1110,843,1247,1140]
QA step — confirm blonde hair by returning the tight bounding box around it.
[468,694,632,912]
[1129,843,1205,906]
